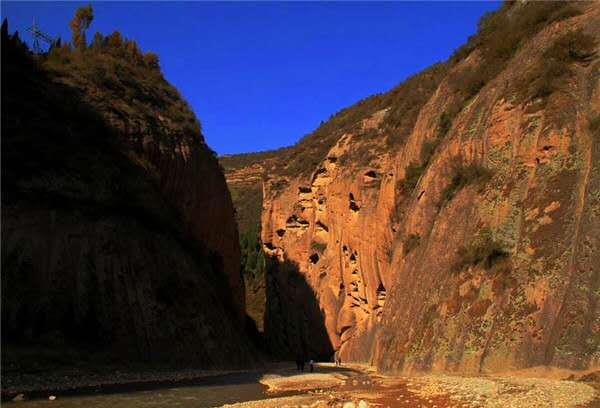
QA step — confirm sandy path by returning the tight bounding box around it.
[222,363,599,408]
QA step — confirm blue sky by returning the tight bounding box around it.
[2,1,500,155]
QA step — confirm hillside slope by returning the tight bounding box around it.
[1,23,253,368]
[222,1,600,373]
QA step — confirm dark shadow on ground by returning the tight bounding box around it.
[1,363,363,401]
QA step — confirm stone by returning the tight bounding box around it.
[12,394,25,401]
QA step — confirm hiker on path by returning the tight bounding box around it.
[296,353,303,371]
[334,351,342,367]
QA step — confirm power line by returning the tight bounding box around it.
[27,17,55,53]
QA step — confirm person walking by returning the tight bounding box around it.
[296,353,303,371]
[334,351,341,367]
[309,359,315,372]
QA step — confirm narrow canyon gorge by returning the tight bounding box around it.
[2,1,600,406]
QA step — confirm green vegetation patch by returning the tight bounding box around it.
[398,162,425,193]
[517,29,596,102]
[240,224,267,282]
[453,227,508,272]
[403,234,421,256]
[398,113,455,195]
[28,4,203,146]
[450,1,582,103]
[239,224,268,331]
[439,163,493,208]
[310,241,327,253]
[229,184,263,235]
[589,114,600,137]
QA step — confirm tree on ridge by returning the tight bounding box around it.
[69,4,93,49]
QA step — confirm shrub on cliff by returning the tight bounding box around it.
[438,112,452,137]
[590,114,600,137]
[439,163,492,208]
[398,162,425,193]
[398,115,456,195]
[310,241,327,253]
[240,224,266,278]
[403,234,421,256]
[419,112,453,168]
[44,12,201,140]
[453,227,507,272]
[450,1,582,102]
[517,29,596,102]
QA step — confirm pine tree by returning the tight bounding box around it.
[1,18,8,41]
[143,52,159,69]
[69,4,93,49]
[91,32,104,51]
[106,31,123,49]
[124,39,141,62]
[47,36,59,53]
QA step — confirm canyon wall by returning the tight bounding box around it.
[225,1,600,373]
[1,27,253,366]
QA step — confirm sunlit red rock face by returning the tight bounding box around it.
[255,2,600,373]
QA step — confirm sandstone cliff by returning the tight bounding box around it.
[1,24,253,367]
[223,1,600,373]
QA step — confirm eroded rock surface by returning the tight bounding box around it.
[223,1,600,374]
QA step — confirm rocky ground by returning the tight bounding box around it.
[224,364,600,408]
[3,362,599,407]
[1,364,270,401]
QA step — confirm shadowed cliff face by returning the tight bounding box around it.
[223,1,600,374]
[264,259,333,360]
[1,27,252,367]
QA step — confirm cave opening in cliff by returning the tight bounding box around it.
[349,193,360,212]
[309,253,320,264]
[313,167,327,178]
[315,220,329,232]
[376,283,387,308]
[286,214,309,228]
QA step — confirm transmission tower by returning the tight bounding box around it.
[27,17,54,53]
